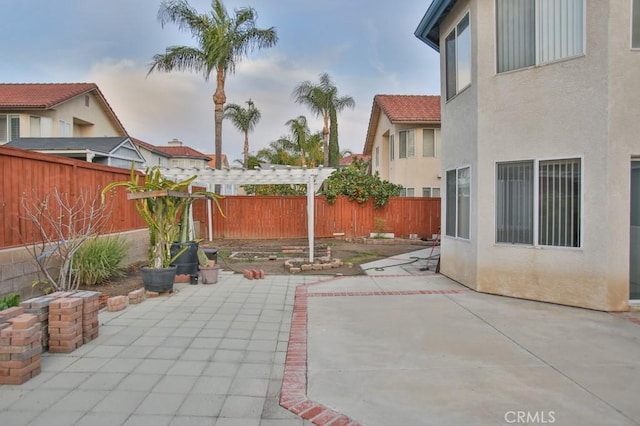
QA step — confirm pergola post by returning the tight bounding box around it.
[307,172,315,263]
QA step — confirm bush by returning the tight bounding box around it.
[0,294,20,311]
[74,236,128,286]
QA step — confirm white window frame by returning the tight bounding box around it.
[422,187,441,198]
[0,114,20,143]
[422,129,437,157]
[495,157,583,248]
[445,11,471,100]
[446,166,471,239]
[496,0,585,73]
[633,0,640,49]
[399,130,415,159]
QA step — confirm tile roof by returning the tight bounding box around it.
[0,83,99,108]
[207,154,230,168]
[374,94,441,122]
[340,154,371,166]
[363,94,441,155]
[156,145,211,160]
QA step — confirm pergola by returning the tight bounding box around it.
[158,165,336,262]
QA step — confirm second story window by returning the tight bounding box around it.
[633,0,640,48]
[445,12,471,100]
[390,134,395,161]
[422,129,438,157]
[399,130,415,158]
[0,115,20,143]
[496,0,584,73]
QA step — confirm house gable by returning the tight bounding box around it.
[0,83,127,142]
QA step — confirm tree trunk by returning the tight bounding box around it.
[243,131,249,169]
[213,69,227,194]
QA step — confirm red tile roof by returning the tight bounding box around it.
[155,145,210,160]
[0,83,99,108]
[363,94,441,155]
[374,94,441,122]
[340,153,371,166]
[207,154,229,168]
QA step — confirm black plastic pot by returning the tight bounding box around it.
[140,266,176,293]
[170,241,199,277]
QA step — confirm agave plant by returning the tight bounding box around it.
[102,165,221,269]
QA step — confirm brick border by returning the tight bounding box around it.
[279,277,468,425]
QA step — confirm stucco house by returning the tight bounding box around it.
[0,83,127,142]
[415,0,640,311]
[363,95,441,197]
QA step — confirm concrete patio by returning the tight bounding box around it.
[1,247,639,425]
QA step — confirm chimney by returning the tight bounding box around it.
[168,138,182,146]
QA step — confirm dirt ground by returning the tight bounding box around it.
[80,237,434,299]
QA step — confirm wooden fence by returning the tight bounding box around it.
[211,195,440,240]
[0,146,441,250]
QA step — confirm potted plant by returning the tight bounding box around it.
[101,165,221,292]
[197,249,220,284]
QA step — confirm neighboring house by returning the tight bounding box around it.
[132,137,171,168]
[158,138,212,169]
[207,154,230,169]
[6,136,144,169]
[0,83,127,143]
[415,0,640,311]
[339,153,370,168]
[363,95,441,198]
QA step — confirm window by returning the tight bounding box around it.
[390,134,395,161]
[446,167,470,238]
[400,188,415,197]
[496,0,584,73]
[445,12,471,100]
[375,147,380,167]
[29,116,52,137]
[423,187,441,198]
[58,120,72,137]
[496,158,581,247]
[0,115,20,143]
[633,0,640,48]
[85,95,90,107]
[423,129,437,157]
[399,130,415,158]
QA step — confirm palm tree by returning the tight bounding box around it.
[224,99,261,168]
[149,0,277,187]
[292,72,355,168]
[256,138,297,166]
[285,116,310,167]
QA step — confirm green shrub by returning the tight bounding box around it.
[74,236,128,286]
[0,294,20,311]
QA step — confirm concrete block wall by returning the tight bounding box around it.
[0,229,148,299]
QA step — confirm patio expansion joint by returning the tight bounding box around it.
[279,280,469,426]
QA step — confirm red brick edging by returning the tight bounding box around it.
[279,278,468,425]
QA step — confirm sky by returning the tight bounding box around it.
[0,0,441,165]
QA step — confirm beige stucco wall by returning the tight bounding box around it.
[439,0,479,290]
[438,0,639,311]
[15,91,123,138]
[370,111,442,195]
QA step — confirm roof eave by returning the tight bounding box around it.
[414,0,457,52]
